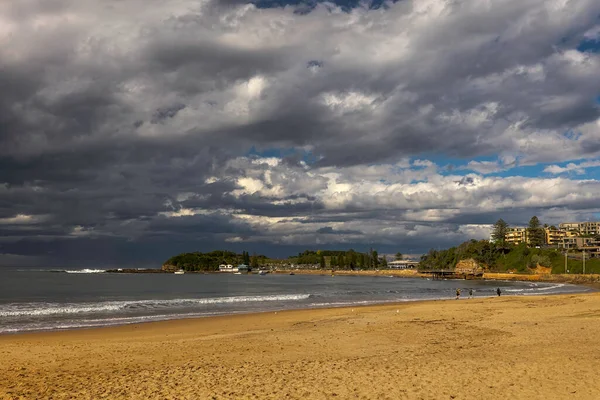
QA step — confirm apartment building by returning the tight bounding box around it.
[545,228,566,246]
[505,227,528,245]
[559,221,600,236]
[560,237,600,258]
[504,227,566,247]
[560,237,588,250]
[502,221,599,249]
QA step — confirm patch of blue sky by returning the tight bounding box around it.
[492,164,547,179]
[586,167,600,180]
[432,156,549,178]
[577,38,600,53]
[539,161,600,180]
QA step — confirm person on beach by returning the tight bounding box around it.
[469,289,473,299]
[496,287,502,297]
[456,288,461,300]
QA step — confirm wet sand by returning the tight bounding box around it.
[2,293,600,399]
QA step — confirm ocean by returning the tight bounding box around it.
[0,268,592,334]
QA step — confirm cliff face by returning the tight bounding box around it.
[161,264,178,272]
[455,258,484,275]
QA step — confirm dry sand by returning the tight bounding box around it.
[2,293,600,399]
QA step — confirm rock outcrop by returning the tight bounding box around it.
[161,264,178,272]
[454,258,484,276]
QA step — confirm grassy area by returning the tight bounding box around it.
[551,257,600,274]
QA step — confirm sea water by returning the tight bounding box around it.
[0,268,591,334]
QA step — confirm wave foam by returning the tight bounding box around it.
[0,294,311,317]
[64,269,106,274]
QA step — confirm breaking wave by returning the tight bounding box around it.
[0,294,311,317]
[64,269,107,274]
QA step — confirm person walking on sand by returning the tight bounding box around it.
[456,288,461,300]
[496,287,502,297]
[469,289,473,299]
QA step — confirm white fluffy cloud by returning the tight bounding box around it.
[544,159,600,175]
[157,156,600,248]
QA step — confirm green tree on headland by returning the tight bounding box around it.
[250,252,259,269]
[395,252,403,261]
[371,250,379,269]
[491,219,509,246]
[528,216,544,247]
[338,253,345,268]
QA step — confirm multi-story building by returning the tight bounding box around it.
[560,237,587,250]
[505,227,528,245]
[560,237,600,257]
[585,238,600,258]
[544,228,566,246]
[559,222,600,236]
[559,222,581,233]
[502,221,599,249]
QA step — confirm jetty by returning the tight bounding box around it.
[420,270,458,280]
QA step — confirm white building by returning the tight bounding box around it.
[218,264,236,272]
[388,260,419,269]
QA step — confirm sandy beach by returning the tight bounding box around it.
[2,293,600,399]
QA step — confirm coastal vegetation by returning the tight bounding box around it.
[163,248,395,271]
[291,249,386,270]
[419,240,600,274]
[163,250,269,272]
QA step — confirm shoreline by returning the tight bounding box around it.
[3,271,596,337]
[2,281,592,338]
[2,292,600,399]
[0,290,592,340]
[0,296,445,339]
[99,266,600,289]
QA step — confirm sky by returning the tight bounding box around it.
[1,0,600,267]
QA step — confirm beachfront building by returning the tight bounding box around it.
[560,237,587,250]
[505,227,528,245]
[388,260,419,269]
[559,221,600,236]
[584,238,600,258]
[505,226,568,247]
[559,237,600,257]
[544,228,566,247]
[218,264,236,272]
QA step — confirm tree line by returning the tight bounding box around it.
[293,249,406,270]
[164,249,406,271]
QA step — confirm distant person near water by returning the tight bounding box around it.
[469,289,473,299]
[497,287,502,297]
[456,288,461,300]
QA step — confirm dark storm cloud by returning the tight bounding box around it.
[1,0,600,266]
[151,103,186,124]
[316,226,363,235]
